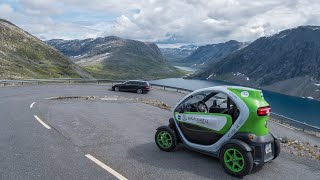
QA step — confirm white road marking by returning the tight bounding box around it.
[85,154,128,180]
[33,115,51,129]
[30,102,36,108]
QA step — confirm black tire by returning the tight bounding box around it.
[273,139,280,160]
[220,143,253,178]
[115,87,120,92]
[168,118,182,144]
[155,126,177,152]
[137,89,143,94]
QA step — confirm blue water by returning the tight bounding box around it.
[150,78,320,127]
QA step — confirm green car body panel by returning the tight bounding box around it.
[228,88,269,136]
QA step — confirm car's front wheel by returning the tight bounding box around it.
[155,126,177,152]
[115,87,120,92]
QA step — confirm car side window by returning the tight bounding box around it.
[205,93,228,109]
[175,91,211,113]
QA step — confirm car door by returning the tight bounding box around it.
[174,90,233,145]
[125,81,138,92]
[121,81,131,91]
[130,81,140,91]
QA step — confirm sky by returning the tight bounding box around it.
[1,0,320,47]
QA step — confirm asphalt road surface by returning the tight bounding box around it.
[0,84,319,180]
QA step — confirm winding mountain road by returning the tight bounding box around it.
[0,84,319,180]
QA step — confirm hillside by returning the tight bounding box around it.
[0,19,88,79]
[180,40,247,67]
[47,37,184,79]
[160,45,198,64]
[195,26,320,99]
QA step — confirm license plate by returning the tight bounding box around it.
[265,143,272,154]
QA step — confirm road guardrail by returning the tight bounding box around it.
[269,112,320,134]
[1,78,319,134]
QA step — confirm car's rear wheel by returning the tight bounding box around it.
[220,144,253,178]
[155,126,177,152]
[273,139,280,160]
[137,89,143,94]
[115,87,120,92]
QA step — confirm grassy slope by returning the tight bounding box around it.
[76,39,186,80]
[84,54,186,80]
[0,19,82,79]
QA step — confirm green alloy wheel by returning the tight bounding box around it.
[155,126,177,152]
[224,148,244,172]
[220,144,253,178]
[157,131,172,148]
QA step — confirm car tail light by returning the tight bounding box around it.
[257,106,271,116]
[145,86,150,89]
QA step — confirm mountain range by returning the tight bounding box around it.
[1,18,319,100]
[178,40,247,67]
[194,26,320,100]
[47,37,184,79]
[0,18,183,80]
[160,45,198,64]
[0,18,90,79]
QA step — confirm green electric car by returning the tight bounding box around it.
[155,86,280,177]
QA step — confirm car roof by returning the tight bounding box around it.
[192,86,258,94]
[128,80,148,82]
[217,86,256,91]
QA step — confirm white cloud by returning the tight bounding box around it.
[0,3,13,16]
[20,0,64,15]
[1,0,320,44]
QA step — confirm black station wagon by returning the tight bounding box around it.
[112,80,151,94]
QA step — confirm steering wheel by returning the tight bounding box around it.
[196,101,208,113]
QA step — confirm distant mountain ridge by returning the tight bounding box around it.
[0,19,89,79]
[181,40,248,67]
[160,45,198,64]
[47,36,184,79]
[195,26,320,100]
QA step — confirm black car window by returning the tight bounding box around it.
[136,81,146,85]
[204,92,228,108]
[174,91,211,113]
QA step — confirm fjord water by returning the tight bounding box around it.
[150,78,320,127]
